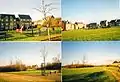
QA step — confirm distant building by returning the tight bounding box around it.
[33,20,44,26]
[18,14,32,29]
[75,22,86,29]
[62,21,86,31]
[66,21,75,30]
[0,14,16,30]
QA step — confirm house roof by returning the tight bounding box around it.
[0,14,16,18]
[75,22,83,24]
[18,14,32,19]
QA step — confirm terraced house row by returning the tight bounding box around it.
[0,14,32,30]
[62,19,120,31]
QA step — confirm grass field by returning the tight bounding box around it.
[62,67,120,82]
[0,27,61,41]
[62,26,120,41]
[0,70,61,82]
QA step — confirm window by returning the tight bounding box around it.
[6,19,8,21]
[6,23,8,25]
[10,18,13,21]
[10,23,13,26]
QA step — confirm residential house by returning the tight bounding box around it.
[18,14,32,29]
[33,20,45,26]
[0,14,16,30]
[65,21,75,30]
[75,22,86,29]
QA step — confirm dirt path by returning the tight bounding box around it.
[104,68,120,82]
[0,73,61,82]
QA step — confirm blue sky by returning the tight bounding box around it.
[62,41,120,65]
[0,42,61,66]
[62,0,120,23]
[0,0,61,21]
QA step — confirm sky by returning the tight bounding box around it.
[0,41,61,66]
[62,41,120,66]
[0,0,61,21]
[62,0,120,24]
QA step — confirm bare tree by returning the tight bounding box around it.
[34,0,56,41]
[10,60,13,65]
[82,54,87,65]
[40,45,48,76]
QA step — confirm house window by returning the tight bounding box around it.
[10,18,13,21]
[6,19,8,21]
[6,23,8,25]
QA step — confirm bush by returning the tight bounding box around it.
[0,64,27,72]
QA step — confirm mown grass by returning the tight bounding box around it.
[0,27,61,41]
[6,70,56,75]
[62,67,117,82]
[0,78,10,82]
[0,70,61,82]
[62,26,120,41]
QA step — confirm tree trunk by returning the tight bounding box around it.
[38,28,41,36]
[47,28,50,41]
[43,56,46,75]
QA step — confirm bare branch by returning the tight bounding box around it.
[46,8,57,14]
[33,8,42,12]
[45,3,53,7]
[40,46,48,58]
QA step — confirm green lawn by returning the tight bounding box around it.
[62,26,120,41]
[0,70,61,82]
[62,67,118,82]
[6,70,56,75]
[0,27,61,41]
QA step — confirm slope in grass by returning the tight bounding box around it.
[62,67,117,82]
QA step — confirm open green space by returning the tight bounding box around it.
[0,70,61,82]
[62,26,120,41]
[62,67,120,82]
[0,27,61,41]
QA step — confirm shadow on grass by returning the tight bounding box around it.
[0,33,14,41]
[41,35,61,41]
[63,71,115,82]
[7,36,29,41]
[24,33,35,37]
